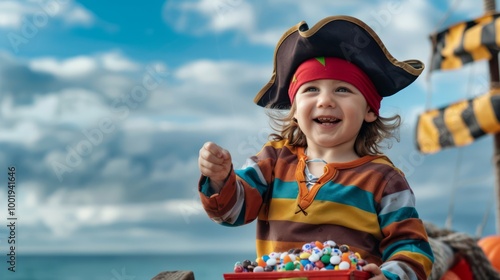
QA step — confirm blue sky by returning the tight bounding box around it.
[0,0,498,257]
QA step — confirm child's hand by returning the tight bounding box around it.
[198,142,232,191]
[363,263,388,280]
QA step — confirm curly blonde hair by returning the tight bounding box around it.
[266,103,401,157]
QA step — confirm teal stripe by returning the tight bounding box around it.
[382,239,434,263]
[270,180,376,213]
[235,168,268,196]
[199,176,215,197]
[382,270,399,280]
[316,182,376,213]
[222,201,246,227]
[379,207,419,229]
[271,179,299,199]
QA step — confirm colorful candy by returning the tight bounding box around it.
[233,240,368,273]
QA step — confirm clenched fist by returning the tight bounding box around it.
[198,142,232,192]
[362,263,386,280]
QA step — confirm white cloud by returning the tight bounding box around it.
[61,5,94,26]
[1,88,111,128]
[20,181,43,208]
[0,120,41,146]
[53,52,158,100]
[349,1,438,63]
[162,0,257,36]
[150,156,199,184]
[248,28,283,46]
[1,94,54,122]
[93,73,135,99]
[101,51,140,72]
[449,0,485,21]
[101,158,136,177]
[205,0,255,32]
[159,58,270,118]
[12,193,205,237]
[30,55,97,78]
[0,2,25,28]
[175,59,231,84]
[174,59,268,87]
[0,0,94,29]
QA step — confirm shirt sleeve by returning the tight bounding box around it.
[198,143,278,226]
[378,171,434,280]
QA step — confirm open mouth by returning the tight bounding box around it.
[313,116,341,124]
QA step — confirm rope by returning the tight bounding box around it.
[443,45,479,231]
[425,222,500,280]
[476,194,494,237]
[444,148,463,230]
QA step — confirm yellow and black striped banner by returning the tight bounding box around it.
[416,89,500,154]
[430,12,500,72]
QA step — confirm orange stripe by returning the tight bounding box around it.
[443,100,474,147]
[495,16,500,47]
[463,15,492,62]
[441,23,466,70]
[474,91,500,134]
[417,109,441,153]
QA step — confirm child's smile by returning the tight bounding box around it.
[313,115,341,125]
[293,79,376,157]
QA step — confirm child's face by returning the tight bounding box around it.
[293,79,377,153]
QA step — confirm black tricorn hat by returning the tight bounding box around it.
[254,15,424,109]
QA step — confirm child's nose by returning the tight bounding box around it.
[317,92,336,108]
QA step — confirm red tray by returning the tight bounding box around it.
[223,270,371,279]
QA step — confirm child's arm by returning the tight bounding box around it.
[197,141,278,227]
[198,141,232,193]
[377,172,434,279]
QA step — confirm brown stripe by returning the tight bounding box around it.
[395,254,428,280]
[334,167,384,196]
[199,171,238,218]
[274,146,299,180]
[217,172,239,214]
[258,143,299,182]
[380,219,428,250]
[334,161,409,203]
[242,180,265,223]
[260,140,297,160]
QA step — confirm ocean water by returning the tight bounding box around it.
[0,253,251,280]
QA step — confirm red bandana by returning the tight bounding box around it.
[288,57,381,115]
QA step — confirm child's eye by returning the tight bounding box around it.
[303,86,319,93]
[336,87,352,93]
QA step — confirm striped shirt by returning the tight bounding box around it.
[199,140,434,279]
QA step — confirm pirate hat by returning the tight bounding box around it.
[254,15,424,109]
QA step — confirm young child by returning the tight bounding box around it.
[198,15,434,279]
